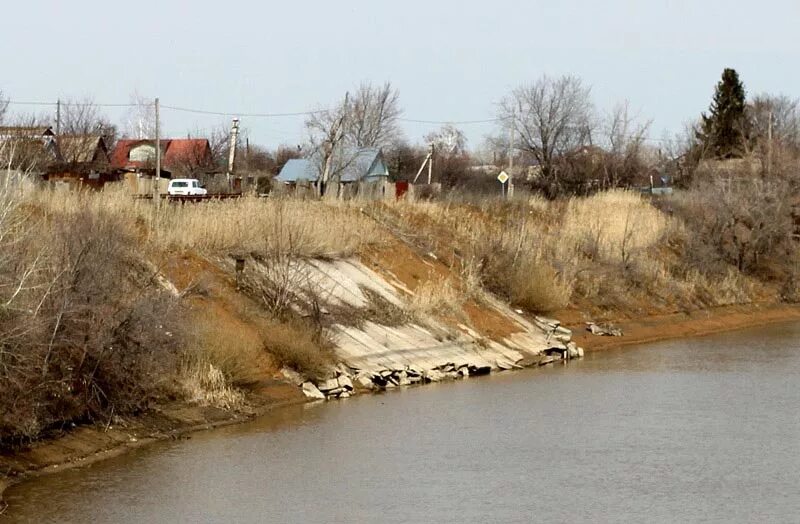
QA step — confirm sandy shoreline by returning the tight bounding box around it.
[3,302,800,505]
[568,303,800,352]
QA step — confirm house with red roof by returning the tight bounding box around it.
[110,138,215,177]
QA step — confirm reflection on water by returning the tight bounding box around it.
[6,322,800,523]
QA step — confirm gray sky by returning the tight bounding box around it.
[2,0,799,150]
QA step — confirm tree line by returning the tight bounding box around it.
[2,68,799,195]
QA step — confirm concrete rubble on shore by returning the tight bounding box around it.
[284,259,585,400]
[586,321,624,337]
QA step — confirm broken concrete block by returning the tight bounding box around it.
[397,370,411,386]
[326,387,344,397]
[301,382,326,400]
[335,363,354,378]
[337,376,354,391]
[281,368,306,386]
[338,391,351,399]
[354,373,375,389]
[496,359,513,370]
[317,378,340,392]
[423,369,445,383]
[586,322,623,337]
[538,356,556,366]
[567,342,580,359]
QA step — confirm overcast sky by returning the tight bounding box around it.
[2,0,798,150]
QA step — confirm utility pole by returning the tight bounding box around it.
[508,108,515,198]
[427,142,434,184]
[227,117,240,190]
[55,99,61,136]
[767,109,773,177]
[154,97,160,207]
[320,92,349,198]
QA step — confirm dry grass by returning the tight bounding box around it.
[262,319,335,382]
[180,362,246,410]
[186,314,268,386]
[563,190,670,264]
[27,187,384,258]
[408,278,466,319]
[374,187,784,317]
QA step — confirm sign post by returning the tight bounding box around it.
[497,170,509,198]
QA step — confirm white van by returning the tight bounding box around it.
[167,179,207,196]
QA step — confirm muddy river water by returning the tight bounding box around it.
[5,322,800,523]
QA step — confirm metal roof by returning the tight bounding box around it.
[276,158,319,183]
[277,148,389,184]
[338,148,388,182]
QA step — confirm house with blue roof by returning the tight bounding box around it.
[276,148,390,187]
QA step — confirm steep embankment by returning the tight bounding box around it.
[0,238,582,499]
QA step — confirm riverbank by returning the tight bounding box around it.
[0,382,307,510]
[3,302,800,507]
[566,303,800,352]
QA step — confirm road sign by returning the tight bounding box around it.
[497,171,509,184]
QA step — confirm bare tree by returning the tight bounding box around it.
[123,91,156,139]
[305,81,402,194]
[306,97,350,194]
[602,101,652,187]
[749,94,800,168]
[498,75,595,192]
[425,125,467,156]
[59,97,116,138]
[347,82,402,149]
[56,97,118,163]
[0,90,8,125]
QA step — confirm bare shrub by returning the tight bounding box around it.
[507,260,572,313]
[186,314,268,387]
[0,192,185,443]
[664,178,795,274]
[262,319,334,382]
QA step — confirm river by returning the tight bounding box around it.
[5,322,800,523]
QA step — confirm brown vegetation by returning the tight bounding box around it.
[1,153,797,446]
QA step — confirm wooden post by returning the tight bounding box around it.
[508,108,515,198]
[227,118,240,190]
[427,143,434,184]
[154,97,160,207]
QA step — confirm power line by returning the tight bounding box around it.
[161,104,324,118]
[0,98,677,143]
[399,117,508,125]
[5,100,140,108]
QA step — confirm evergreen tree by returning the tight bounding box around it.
[699,68,748,158]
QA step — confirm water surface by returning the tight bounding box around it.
[6,323,800,523]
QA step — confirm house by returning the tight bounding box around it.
[110,138,214,176]
[42,135,118,190]
[0,126,60,170]
[56,135,110,164]
[276,148,390,186]
[275,158,320,184]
